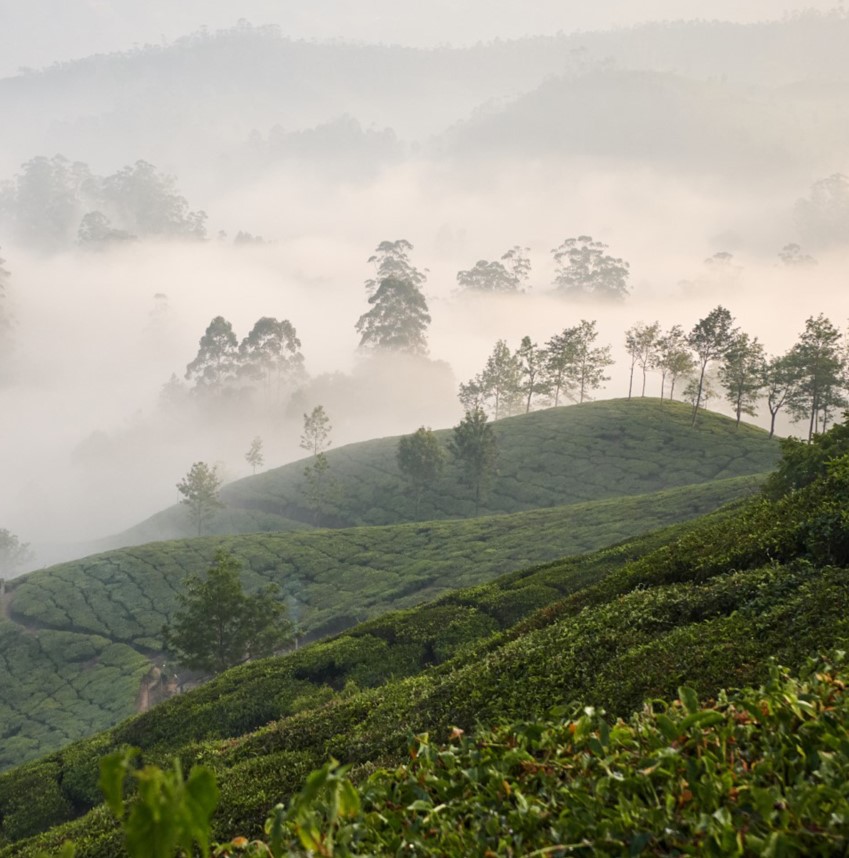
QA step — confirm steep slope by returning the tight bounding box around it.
[116,400,779,542]
[0,475,760,772]
[4,424,849,853]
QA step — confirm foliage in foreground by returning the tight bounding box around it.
[56,657,849,856]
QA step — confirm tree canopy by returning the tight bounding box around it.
[551,236,630,301]
[162,550,291,674]
[355,276,431,354]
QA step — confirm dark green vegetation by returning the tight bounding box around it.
[211,658,849,856]
[0,475,760,773]
[141,399,776,538]
[7,415,849,853]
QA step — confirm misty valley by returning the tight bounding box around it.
[3,7,849,856]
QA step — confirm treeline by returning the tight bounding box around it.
[0,156,207,251]
[462,307,847,439]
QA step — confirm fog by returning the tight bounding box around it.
[0,1,842,77]
[2,6,849,572]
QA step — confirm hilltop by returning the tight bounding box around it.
[1,417,847,854]
[117,399,779,542]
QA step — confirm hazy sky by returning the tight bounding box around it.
[0,0,842,77]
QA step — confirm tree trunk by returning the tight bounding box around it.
[691,365,706,427]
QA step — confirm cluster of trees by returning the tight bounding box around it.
[624,308,848,438]
[0,155,207,250]
[183,315,305,401]
[454,236,628,300]
[459,321,613,419]
[456,246,531,293]
[397,410,498,516]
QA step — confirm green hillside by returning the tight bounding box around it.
[0,475,760,773]
[118,399,778,542]
[3,420,848,854]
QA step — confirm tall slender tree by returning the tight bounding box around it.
[762,353,797,439]
[567,320,613,404]
[516,336,550,413]
[185,316,239,392]
[624,322,661,398]
[786,315,845,439]
[719,333,766,427]
[687,306,737,426]
[655,325,694,402]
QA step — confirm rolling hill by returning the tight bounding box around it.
[116,399,779,542]
[0,401,777,773]
[1,417,847,854]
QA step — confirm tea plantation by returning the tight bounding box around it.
[116,399,779,541]
[5,419,849,854]
[0,475,759,772]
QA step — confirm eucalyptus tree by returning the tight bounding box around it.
[516,336,551,413]
[355,276,431,354]
[719,333,766,427]
[459,340,523,420]
[551,236,630,301]
[786,315,845,439]
[456,246,530,293]
[239,316,304,401]
[762,354,797,439]
[185,316,239,393]
[624,321,661,398]
[543,328,579,407]
[655,325,694,402]
[687,306,737,426]
[567,320,614,404]
[365,239,427,295]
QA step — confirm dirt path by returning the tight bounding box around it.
[136,665,161,713]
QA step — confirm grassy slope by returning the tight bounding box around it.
[6,453,849,852]
[0,474,761,773]
[118,399,779,540]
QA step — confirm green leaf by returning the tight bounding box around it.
[678,686,700,715]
